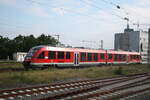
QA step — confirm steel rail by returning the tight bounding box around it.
[0,72,149,100]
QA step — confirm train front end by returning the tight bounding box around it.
[23,46,43,70]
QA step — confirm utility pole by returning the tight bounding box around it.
[100,40,103,49]
[54,34,60,42]
[148,28,150,67]
[52,34,60,47]
[124,17,129,29]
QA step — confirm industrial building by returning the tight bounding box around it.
[114,26,149,63]
[13,52,27,62]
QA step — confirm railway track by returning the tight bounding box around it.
[0,73,150,100]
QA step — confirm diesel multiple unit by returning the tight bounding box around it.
[23,46,141,69]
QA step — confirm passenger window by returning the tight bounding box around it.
[87,53,92,61]
[80,52,86,61]
[108,54,112,59]
[123,55,126,61]
[137,55,139,59]
[130,55,132,59]
[100,53,105,59]
[48,51,56,59]
[93,53,98,61]
[38,52,45,59]
[133,55,136,59]
[137,55,140,59]
[66,52,70,59]
[114,54,118,61]
[58,52,64,59]
[131,55,134,59]
[119,54,122,60]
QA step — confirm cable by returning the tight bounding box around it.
[86,0,144,26]
[25,0,56,8]
[25,0,112,22]
[101,0,121,9]
[25,0,129,24]
[79,0,126,20]
[100,0,150,23]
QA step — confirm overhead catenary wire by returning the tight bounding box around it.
[26,0,134,24]
[100,0,121,9]
[25,0,113,22]
[79,0,128,21]
[25,0,56,8]
[100,0,150,23]
[27,0,136,27]
[86,0,150,28]
[85,0,150,30]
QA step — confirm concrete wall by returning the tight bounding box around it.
[140,31,149,63]
[114,28,149,63]
[128,31,140,52]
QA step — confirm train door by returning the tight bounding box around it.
[127,54,129,64]
[74,52,79,66]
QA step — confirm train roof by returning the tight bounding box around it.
[33,45,106,53]
[32,45,140,55]
[107,50,140,55]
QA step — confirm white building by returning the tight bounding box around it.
[13,52,27,62]
[115,27,149,63]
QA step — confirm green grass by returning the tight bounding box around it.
[0,64,150,89]
[0,61,23,68]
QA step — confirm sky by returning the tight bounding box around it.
[0,0,150,49]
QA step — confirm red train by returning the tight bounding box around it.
[23,46,141,69]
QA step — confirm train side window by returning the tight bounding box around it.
[130,55,133,59]
[87,53,92,61]
[119,54,122,61]
[137,55,139,59]
[114,54,118,61]
[135,55,137,59]
[121,54,124,61]
[137,55,140,59]
[138,56,140,59]
[133,55,134,59]
[94,53,98,61]
[48,51,56,59]
[38,52,45,59]
[123,55,126,61]
[108,54,112,59]
[100,53,105,59]
[131,55,134,59]
[66,52,70,59]
[137,55,138,59]
[80,52,86,61]
[58,51,64,59]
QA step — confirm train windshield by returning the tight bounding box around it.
[25,47,42,58]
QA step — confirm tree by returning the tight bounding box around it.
[0,34,59,60]
[0,36,10,59]
[37,34,58,46]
